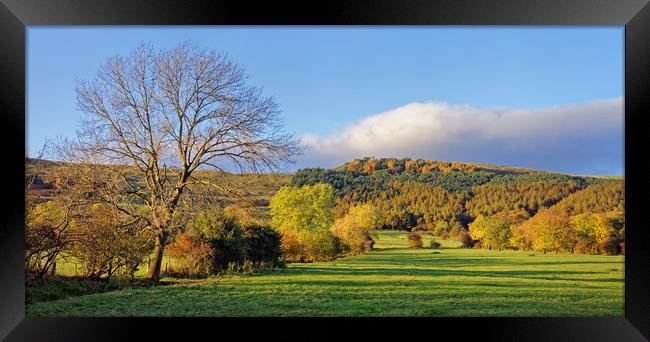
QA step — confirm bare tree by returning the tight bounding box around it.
[73,42,301,282]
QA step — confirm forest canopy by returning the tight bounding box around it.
[291,158,624,254]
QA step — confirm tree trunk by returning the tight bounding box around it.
[145,232,167,283]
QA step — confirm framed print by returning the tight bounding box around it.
[1,0,649,340]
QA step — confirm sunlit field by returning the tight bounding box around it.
[26,231,624,317]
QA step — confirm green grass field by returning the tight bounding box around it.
[27,231,624,317]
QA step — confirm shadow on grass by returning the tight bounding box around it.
[306,255,623,269]
[274,266,622,284]
[204,277,620,292]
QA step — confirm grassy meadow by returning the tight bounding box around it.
[26,231,624,317]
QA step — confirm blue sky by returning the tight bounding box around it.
[27,27,624,175]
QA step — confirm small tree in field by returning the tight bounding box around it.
[68,42,300,282]
[269,183,340,261]
[407,232,423,248]
[330,203,380,255]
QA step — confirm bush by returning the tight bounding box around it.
[407,232,423,248]
[619,241,625,255]
[302,230,341,262]
[573,237,595,254]
[597,237,621,255]
[468,215,512,250]
[429,241,441,249]
[191,209,245,274]
[243,225,282,267]
[448,224,465,240]
[69,204,152,280]
[279,230,306,263]
[412,224,429,232]
[190,210,286,274]
[280,230,340,263]
[433,221,451,236]
[517,209,575,253]
[165,233,213,277]
[458,230,475,248]
[25,200,79,281]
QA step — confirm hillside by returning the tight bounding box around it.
[26,156,624,231]
[25,158,293,219]
[292,157,624,231]
[293,157,614,194]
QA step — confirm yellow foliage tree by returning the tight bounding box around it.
[363,158,379,175]
[269,183,335,233]
[571,213,616,253]
[518,209,576,252]
[330,204,381,254]
[269,183,339,262]
[405,159,420,173]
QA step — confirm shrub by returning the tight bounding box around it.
[429,241,441,249]
[165,233,213,277]
[224,204,262,227]
[243,225,282,267]
[412,224,429,232]
[279,230,306,263]
[25,200,79,281]
[448,224,465,240]
[69,204,152,280]
[458,230,475,248]
[572,213,616,251]
[597,237,621,255]
[573,237,595,254]
[191,209,245,274]
[407,232,423,248]
[619,241,625,255]
[433,221,451,237]
[301,230,341,262]
[280,230,341,263]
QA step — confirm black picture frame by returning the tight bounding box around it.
[1,0,649,340]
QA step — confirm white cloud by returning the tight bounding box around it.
[297,97,624,175]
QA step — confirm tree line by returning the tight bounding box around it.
[291,160,624,255]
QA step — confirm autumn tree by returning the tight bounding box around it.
[330,203,380,254]
[363,158,379,175]
[517,209,576,252]
[269,183,336,233]
[269,183,340,262]
[571,213,616,254]
[407,232,423,248]
[469,215,511,250]
[404,158,419,173]
[70,42,300,282]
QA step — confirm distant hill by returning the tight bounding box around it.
[292,157,616,195]
[25,158,293,218]
[291,157,623,230]
[26,157,624,231]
